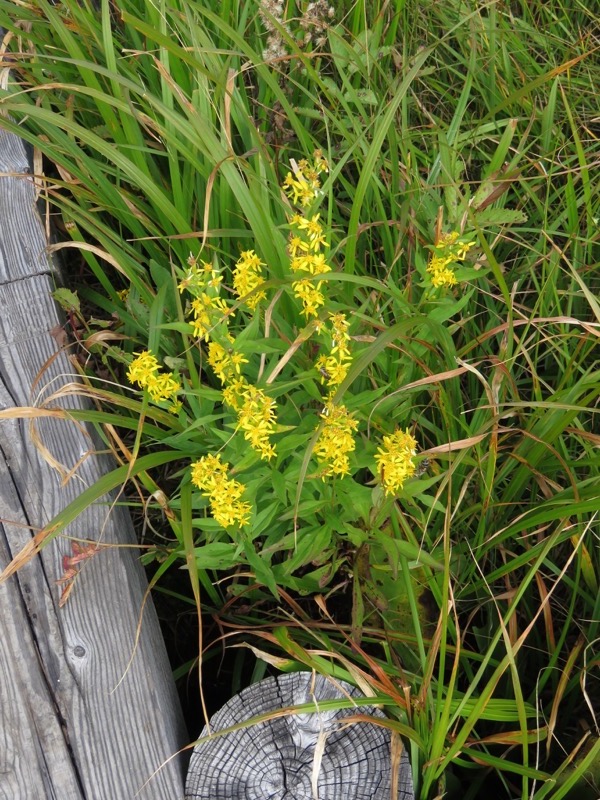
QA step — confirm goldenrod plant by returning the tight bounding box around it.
[1,1,598,797]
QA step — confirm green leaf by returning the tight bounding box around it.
[242,535,279,597]
[194,542,240,570]
[53,287,81,315]
[279,524,334,576]
[473,208,528,227]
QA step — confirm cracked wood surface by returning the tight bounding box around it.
[186,673,415,800]
[0,125,187,799]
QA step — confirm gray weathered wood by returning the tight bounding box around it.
[185,672,414,800]
[0,124,187,798]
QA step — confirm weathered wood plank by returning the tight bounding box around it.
[0,125,49,283]
[0,488,85,799]
[0,124,187,798]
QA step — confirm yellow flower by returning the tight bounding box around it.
[233,250,267,310]
[437,231,460,248]
[427,231,475,289]
[290,252,330,276]
[189,292,230,341]
[178,258,230,339]
[221,377,248,411]
[315,313,352,391]
[291,213,328,251]
[282,156,335,316]
[330,313,351,359]
[313,149,329,174]
[191,453,228,491]
[207,340,249,384]
[283,152,329,207]
[190,454,251,528]
[315,354,349,387]
[236,383,278,461]
[314,402,358,478]
[427,255,458,288]
[146,372,181,403]
[127,350,160,386]
[178,260,220,294]
[374,428,417,495]
[288,234,309,258]
[283,172,317,206]
[292,279,327,318]
[127,350,180,406]
[168,399,183,415]
[221,377,277,461]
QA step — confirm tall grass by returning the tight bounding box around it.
[1,0,598,797]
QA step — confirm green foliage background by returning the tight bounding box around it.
[0,0,598,797]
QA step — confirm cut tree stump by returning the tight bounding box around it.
[185,672,415,800]
[0,125,187,797]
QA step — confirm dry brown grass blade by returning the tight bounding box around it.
[534,570,555,650]
[546,634,585,757]
[0,522,59,582]
[266,318,321,384]
[367,364,483,433]
[47,241,134,281]
[0,405,90,481]
[312,595,409,703]
[224,68,235,153]
[397,364,475,391]
[564,427,600,447]
[464,728,547,752]
[83,330,128,349]
[0,406,69,420]
[462,316,600,356]
[29,340,74,397]
[390,731,404,800]
[422,433,488,454]
[473,166,521,213]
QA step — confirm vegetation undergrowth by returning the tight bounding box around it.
[1,0,599,797]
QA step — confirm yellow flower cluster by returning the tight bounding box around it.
[290,213,329,252]
[178,256,223,293]
[312,313,356,477]
[180,249,278,524]
[179,257,229,341]
[291,279,327,318]
[233,250,267,310]
[315,312,352,393]
[284,153,331,319]
[223,377,277,461]
[207,338,249,384]
[179,253,276,461]
[374,428,418,495]
[127,350,181,412]
[190,454,251,528]
[283,155,360,478]
[189,293,229,341]
[427,231,475,288]
[314,401,359,478]
[282,150,328,207]
[288,214,331,319]
[206,336,277,461]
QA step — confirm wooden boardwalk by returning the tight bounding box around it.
[0,126,187,797]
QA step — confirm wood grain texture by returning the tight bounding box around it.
[185,672,414,800]
[0,124,187,799]
[0,125,49,283]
